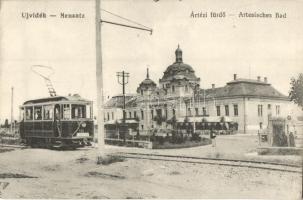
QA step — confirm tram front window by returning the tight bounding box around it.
[71,104,86,119]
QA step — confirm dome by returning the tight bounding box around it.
[137,68,157,93]
[140,78,156,85]
[160,45,198,82]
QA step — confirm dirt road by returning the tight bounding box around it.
[0,144,301,199]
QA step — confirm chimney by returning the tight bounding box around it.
[257,76,261,81]
[212,84,215,89]
[233,74,237,80]
[264,77,267,83]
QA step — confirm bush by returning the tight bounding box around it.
[96,154,125,165]
[152,138,211,149]
[191,133,201,142]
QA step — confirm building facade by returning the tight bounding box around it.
[104,45,296,136]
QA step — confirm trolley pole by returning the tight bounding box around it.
[117,71,129,143]
[10,87,14,134]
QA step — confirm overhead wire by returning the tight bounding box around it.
[101,8,152,30]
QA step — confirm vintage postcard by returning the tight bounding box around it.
[0,0,302,199]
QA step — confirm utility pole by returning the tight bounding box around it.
[117,71,129,143]
[95,0,152,155]
[192,87,196,133]
[95,0,105,153]
[10,87,14,134]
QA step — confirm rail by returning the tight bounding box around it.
[113,152,302,174]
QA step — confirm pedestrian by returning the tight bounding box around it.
[281,132,288,147]
[289,132,295,147]
[210,128,216,147]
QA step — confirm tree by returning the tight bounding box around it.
[4,119,9,128]
[289,73,303,109]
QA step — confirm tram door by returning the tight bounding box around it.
[54,104,62,137]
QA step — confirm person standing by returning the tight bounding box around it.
[289,132,295,147]
[210,127,217,147]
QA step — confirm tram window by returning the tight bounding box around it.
[71,104,86,119]
[63,104,71,119]
[43,105,53,120]
[25,107,33,120]
[34,106,42,120]
[86,105,91,119]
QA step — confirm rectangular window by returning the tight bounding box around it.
[172,85,175,92]
[268,104,271,110]
[276,105,280,115]
[43,105,53,120]
[20,108,25,121]
[151,110,154,119]
[216,106,220,116]
[71,104,86,119]
[129,112,132,118]
[195,108,199,116]
[165,109,168,118]
[34,106,42,120]
[62,104,71,119]
[225,105,229,116]
[188,108,191,116]
[202,107,206,116]
[107,112,110,120]
[156,109,162,117]
[134,111,137,118]
[112,112,114,120]
[141,110,144,119]
[185,85,188,92]
[86,105,92,119]
[258,105,263,117]
[233,104,238,116]
[25,107,33,120]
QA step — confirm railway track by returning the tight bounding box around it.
[115,152,302,174]
[0,144,27,149]
[1,144,301,174]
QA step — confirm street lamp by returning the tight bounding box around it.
[188,82,199,133]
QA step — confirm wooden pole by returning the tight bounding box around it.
[95,0,105,153]
[10,87,14,134]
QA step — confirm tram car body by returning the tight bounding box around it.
[19,95,94,148]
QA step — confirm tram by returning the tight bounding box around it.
[19,94,94,149]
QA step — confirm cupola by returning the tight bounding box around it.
[175,44,183,63]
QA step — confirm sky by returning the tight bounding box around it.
[0,0,302,123]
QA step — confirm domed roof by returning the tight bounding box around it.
[160,45,198,82]
[140,78,156,85]
[137,68,157,93]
